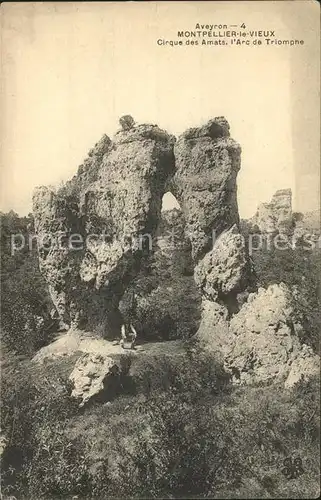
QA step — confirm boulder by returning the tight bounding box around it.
[69,352,120,407]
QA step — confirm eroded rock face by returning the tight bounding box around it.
[33,123,175,336]
[225,284,319,384]
[65,134,112,196]
[172,122,317,387]
[173,117,242,262]
[173,117,251,350]
[285,344,320,388]
[195,300,230,359]
[194,225,250,302]
[250,188,293,234]
[32,187,84,330]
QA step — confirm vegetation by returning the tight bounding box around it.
[1,346,319,499]
[251,242,321,352]
[1,211,56,355]
[120,208,200,341]
[1,210,320,499]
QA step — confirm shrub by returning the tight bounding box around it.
[129,347,230,400]
[122,277,201,342]
[252,245,321,352]
[0,351,79,498]
[44,376,318,499]
[1,212,56,355]
[119,115,135,131]
[2,342,319,499]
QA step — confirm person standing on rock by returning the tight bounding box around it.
[120,321,137,350]
[119,290,138,349]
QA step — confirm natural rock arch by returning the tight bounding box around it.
[33,116,249,340]
[32,117,320,389]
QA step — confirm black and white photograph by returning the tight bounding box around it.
[0,1,320,498]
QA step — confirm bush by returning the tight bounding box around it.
[252,245,321,352]
[0,351,79,498]
[26,426,93,499]
[121,277,201,342]
[1,211,56,355]
[129,347,230,400]
[30,375,317,500]
[2,340,319,499]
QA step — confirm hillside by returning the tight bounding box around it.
[1,118,320,499]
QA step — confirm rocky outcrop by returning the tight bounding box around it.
[249,188,293,234]
[194,301,230,359]
[65,134,112,196]
[225,284,320,384]
[32,117,318,390]
[285,344,320,388]
[173,117,252,351]
[33,121,175,336]
[194,225,250,303]
[33,116,246,341]
[173,117,242,262]
[32,186,85,330]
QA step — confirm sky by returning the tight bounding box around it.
[1,1,320,218]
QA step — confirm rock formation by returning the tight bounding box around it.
[33,117,318,390]
[69,352,120,407]
[194,225,250,303]
[32,186,85,331]
[65,134,112,196]
[172,117,242,261]
[172,123,318,385]
[249,188,293,234]
[225,284,319,384]
[33,121,175,336]
[285,343,320,388]
[172,117,252,354]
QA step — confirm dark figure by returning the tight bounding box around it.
[120,322,137,350]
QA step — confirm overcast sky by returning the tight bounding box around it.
[1,1,319,218]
